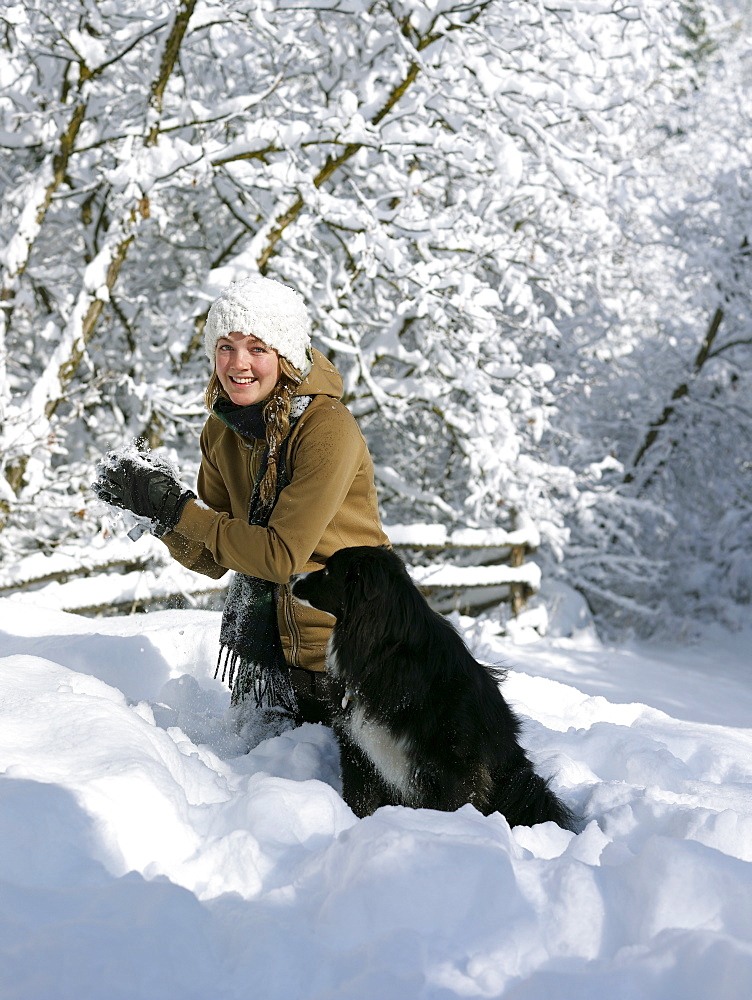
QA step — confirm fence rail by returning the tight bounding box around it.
[0,516,540,617]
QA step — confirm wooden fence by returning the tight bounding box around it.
[386,517,540,616]
[0,515,540,618]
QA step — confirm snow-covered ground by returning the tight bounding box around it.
[1,588,751,1000]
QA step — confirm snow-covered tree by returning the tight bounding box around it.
[553,0,752,630]
[2,0,747,634]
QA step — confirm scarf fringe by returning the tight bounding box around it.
[215,645,297,714]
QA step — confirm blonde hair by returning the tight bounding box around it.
[205,356,304,509]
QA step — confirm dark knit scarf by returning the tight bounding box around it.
[212,394,311,713]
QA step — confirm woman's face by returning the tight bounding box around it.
[215,331,281,405]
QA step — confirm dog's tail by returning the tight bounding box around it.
[493,763,577,832]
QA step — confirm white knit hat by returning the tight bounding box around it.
[204,275,313,374]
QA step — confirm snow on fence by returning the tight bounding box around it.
[0,515,540,618]
[386,517,540,616]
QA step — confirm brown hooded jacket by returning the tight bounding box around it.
[161,349,389,670]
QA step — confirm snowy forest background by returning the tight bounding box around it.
[1,0,750,637]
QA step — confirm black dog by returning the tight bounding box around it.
[292,545,575,829]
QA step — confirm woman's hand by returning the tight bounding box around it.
[92,455,195,537]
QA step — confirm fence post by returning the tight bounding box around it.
[508,542,527,617]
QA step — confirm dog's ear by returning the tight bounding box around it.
[344,552,386,605]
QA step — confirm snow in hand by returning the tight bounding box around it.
[91,442,188,542]
[1,593,752,1000]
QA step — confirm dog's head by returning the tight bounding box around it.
[292,545,407,620]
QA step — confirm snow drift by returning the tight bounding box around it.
[1,596,752,999]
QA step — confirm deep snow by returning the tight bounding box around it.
[1,588,751,1000]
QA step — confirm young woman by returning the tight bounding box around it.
[92,276,389,724]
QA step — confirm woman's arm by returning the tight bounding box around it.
[157,421,233,579]
[172,401,367,582]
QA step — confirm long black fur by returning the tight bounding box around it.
[292,545,575,829]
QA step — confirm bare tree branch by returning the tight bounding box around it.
[624,305,724,485]
[252,4,492,273]
[2,1,201,497]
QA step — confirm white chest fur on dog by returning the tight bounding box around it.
[346,704,413,797]
[328,638,414,796]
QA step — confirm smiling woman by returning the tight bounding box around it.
[92,276,389,727]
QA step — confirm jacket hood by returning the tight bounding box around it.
[295,347,342,400]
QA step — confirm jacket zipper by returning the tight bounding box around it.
[281,583,301,666]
